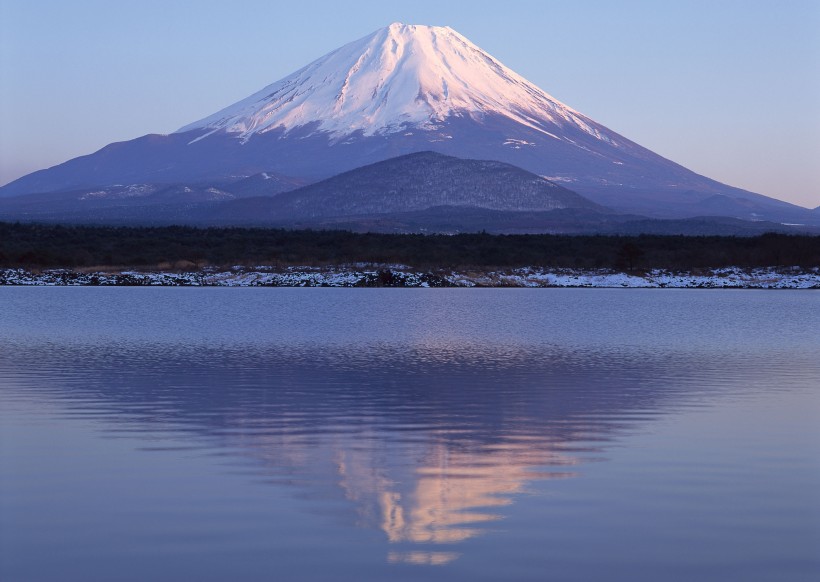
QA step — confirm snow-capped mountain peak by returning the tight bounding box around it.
[176,23,613,145]
[6,21,809,228]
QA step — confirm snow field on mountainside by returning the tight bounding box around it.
[176,23,613,147]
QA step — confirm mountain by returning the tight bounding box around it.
[205,152,603,225]
[1,22,815,227]
[0,172,305,224]
[4,150,802,235]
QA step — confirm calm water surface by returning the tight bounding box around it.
[1,288,819,581]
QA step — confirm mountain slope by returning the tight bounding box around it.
[0,23,814,226]
[0,171,305,224]
[176,23,609,144]
[204,151,602,225]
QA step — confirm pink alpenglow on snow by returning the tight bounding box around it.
[177,23,612,145]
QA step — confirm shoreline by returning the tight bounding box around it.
[2,266,818,289]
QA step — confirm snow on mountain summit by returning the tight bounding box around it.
[176,23,616,146]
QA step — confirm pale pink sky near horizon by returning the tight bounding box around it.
[1,0,818,208]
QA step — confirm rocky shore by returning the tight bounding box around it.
[2,266,818,289]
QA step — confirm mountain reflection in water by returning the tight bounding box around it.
[3,339,748,562]
[2,288,818,581]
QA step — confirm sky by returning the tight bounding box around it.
[1,0,818,208]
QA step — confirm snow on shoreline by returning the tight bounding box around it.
[1,266,818,289]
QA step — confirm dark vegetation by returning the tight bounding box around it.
[245,152,601,220]
[1,222,818,271]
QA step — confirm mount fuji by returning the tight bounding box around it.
[1,23,814,228]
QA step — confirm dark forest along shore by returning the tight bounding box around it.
[2,223,819,271]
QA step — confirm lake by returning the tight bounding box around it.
[1,288,818,581]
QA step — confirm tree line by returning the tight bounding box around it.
[1,222,818,271]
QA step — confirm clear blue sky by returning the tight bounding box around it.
[1,0,818,208]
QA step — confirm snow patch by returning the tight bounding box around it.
[504,138,535,149]
[79,184,155,200]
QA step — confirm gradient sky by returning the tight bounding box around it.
[1,0,818,208]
